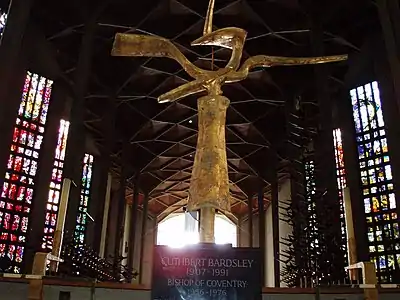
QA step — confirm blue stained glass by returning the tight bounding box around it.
[0,11,6,36]
[350,81,399,281]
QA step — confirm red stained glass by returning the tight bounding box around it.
[0,71,53,273]
[333,128,348,261]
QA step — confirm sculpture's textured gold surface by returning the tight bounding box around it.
[189,95,230,212]
[112,33,347,103]
[112,0,347,242]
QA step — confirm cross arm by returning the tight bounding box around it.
[111,33,204,79]
[158,79,207,103]
[226,54,348,83]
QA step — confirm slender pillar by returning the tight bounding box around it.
[93,97,116,252]
[271,169,280,287]
[91,158,111,251]
[122,201,131,261]
[99,173,112,258]
[63,13,97,240]
[343,187,358,280]
[50,179,71,272]
[128,174,140,276]
[127,176,140,279]
[247,194,253,247]
[105,191,118,259]
[257,188,266,286]
[188,95,230,243]
[139,192,149,284]
[114,145,129,266]
[0,0,34,190]
[23,84,64,273]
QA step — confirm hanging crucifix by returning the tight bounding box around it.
[111,0,347,243]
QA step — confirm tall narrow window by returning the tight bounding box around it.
[74,154,94,247]
[0,11,7,36]
[350,81,399,282]
[333,128,348,260]
[42,119,70,250]
[0,72,53,272]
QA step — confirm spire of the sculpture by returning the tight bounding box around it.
[203,0,215,35]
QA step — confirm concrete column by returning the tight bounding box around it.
[343,187,358,280]
[105,191,118,259]
[99,173,112,258]
[128,176,140,278]
[271,170,280,287]
[93,97,116,252]
[139,192,149,284]
[114,145,129,266]
[122,201,131,263]
[247,194,253,247]
[265,203,274,287]
[257,188,266,286]
[89,158,109,250]
[63,14,97,237]
[0,0,34,189]
[278,179,292,287]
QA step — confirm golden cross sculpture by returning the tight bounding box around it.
[112,0,347,243]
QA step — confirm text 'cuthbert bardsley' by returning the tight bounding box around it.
[161,257,255,268]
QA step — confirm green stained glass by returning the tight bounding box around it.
[73,154,94,247]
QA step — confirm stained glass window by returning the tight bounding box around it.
[350,81,399,282]
[42,119,70,250]
[0,11,7,36]
[74,154,94,247]
[333,128,348,261]
[0,72,53,273]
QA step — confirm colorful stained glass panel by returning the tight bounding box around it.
[73,154,94,247]
[333,128,348,260]
[350,81,400,283]
[0,11,6,36]
[0,72,53,273]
